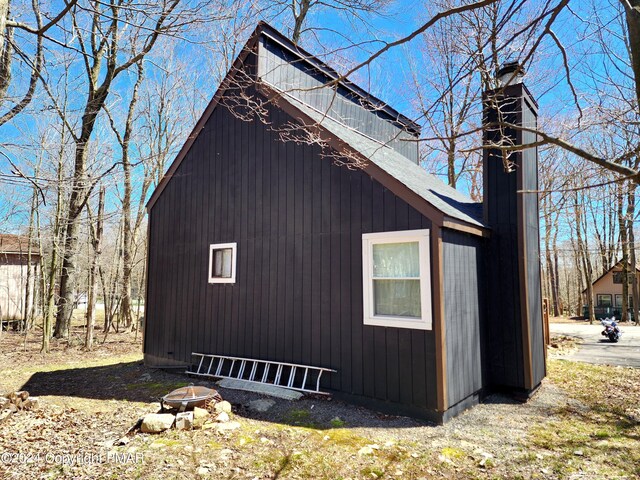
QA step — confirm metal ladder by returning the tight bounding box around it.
[186,353,336,395]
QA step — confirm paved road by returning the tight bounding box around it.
[550,322,640,368]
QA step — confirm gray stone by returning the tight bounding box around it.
[247,399,275,412]
[193,407,209,419]
[175,412,194,430]
[213,401,232,414]
[140,413,175,433]
[215,421,241,432]
[22,397,38,410]
[214,411,230,423]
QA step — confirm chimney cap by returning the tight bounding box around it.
[497,61,525,87]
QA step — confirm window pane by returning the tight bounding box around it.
[597,295,612,307]
[373,279,421,318]
[221,249,232,277]
[213,248,233,278]
[372,242,419,278]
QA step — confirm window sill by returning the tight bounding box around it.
[364,316,430,330]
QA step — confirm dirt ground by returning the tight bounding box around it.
[1,327,639,480]
[548,316,588,324]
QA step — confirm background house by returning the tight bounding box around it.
[0,234,39,324]
[583,261,640,319]
[143,23,545,422]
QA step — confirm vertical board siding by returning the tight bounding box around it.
[442,231,484,407]
[0,256,37,320]
[145,84,438,411]
[258,38,419,163]
[523,103,546,386]
[483,85,545,391]
[483,92,525,389]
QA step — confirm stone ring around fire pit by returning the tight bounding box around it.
[160,385,223,412]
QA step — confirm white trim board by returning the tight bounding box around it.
[208,242,237,284]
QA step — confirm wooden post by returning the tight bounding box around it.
[542,298,550,361]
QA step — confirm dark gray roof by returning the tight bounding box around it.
[279,92,486,228]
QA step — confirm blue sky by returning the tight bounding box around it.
[0,0,633,235]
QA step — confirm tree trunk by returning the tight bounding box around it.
[447,139,456,188]
[120,157,134,330]
[624,0,640,109]
[551,227,561,316]
[42,122,67,352]
[0,0,12,104]
[116,62,144,331]
[0,0,8,53]
[86,186,105,350]
[23,175,38,330]
[575,193,595,323]
[628,186,640,324]
[55,119,96,337]
[54,201,81,337]
[618,187,629,322]
[291,0,311,44]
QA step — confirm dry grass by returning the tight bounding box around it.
[548,334,581,356]
[549,316,588,324]
[528,360,640,478]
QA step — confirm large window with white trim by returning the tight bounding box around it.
[362,230,432,330]
[208,243,237,284]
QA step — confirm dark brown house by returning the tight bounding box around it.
[144,23,545,422]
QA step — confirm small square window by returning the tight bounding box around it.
[362,230,432,330]
[613,271,634,284]
[209,243,237,284]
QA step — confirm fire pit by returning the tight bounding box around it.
[161,385,222,412]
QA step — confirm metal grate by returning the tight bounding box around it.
[186,353,336,395]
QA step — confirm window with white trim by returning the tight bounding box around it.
[362,230,432,330]
[208,243,237,284]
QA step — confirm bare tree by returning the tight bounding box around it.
[281,0,390,44]
[573,188,596,323]
[85,185,104,350]
[105,61,145,331]
[53,0,184,338]
[0,0,78,126]
[412,0,480,189]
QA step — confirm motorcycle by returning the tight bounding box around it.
[600,317,622,343]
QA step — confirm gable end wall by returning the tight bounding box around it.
[145,84,441,413]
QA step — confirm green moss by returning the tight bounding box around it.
[441,446,466,459]
[329,417,345,428]
[322,428,369,448]
[360,466,384,478]
[207,440,222,449]
[283,408,318,428]
[237,435,255,447]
